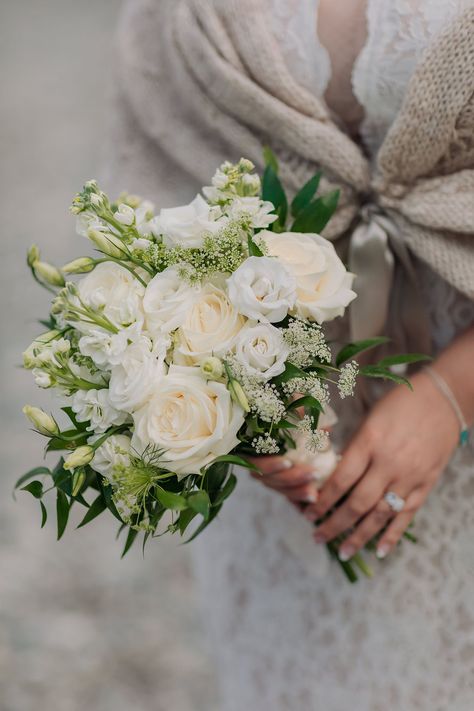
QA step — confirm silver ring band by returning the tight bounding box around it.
[384,491,405,513]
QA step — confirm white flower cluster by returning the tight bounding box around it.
[282,375,330,406]
[338,361,359,399]
[298,415,330,453]
[282,319,332,368]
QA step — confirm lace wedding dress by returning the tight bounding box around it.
[190,2,474,709]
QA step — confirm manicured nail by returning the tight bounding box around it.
[376,544,390,559]
[314,531,326,544]
[339,546,355,562]
[281,458,293,469]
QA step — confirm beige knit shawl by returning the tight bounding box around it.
[116,0,474,321]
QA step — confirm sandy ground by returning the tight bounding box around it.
[0,2,218,709]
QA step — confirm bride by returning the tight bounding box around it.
[108,1,474,708]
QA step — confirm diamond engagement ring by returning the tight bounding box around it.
[384,491,405,513]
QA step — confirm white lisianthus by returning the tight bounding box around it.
[90,434,132,476]
[78,323,142,369]
[227,256,296,323]
[72,388,129,432]
[75,262,145,332]
[114,203,135,226]
[173,283,246,366]
[75,212,107,238]
[132,365,245,476]
[227,197,277,229]
[157,194,222,248]
[143,266,201,337]
[33,369,53,388]
[108,335,168,412]
[260,231,356,324]
[234,322,289,380]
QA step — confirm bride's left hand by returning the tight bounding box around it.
[305,369,461,560]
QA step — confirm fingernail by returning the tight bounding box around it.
[281,458,292,469]
[302,493,317,504]
[376,545,390,559]
[314,532,326,544]
[339,546,355,562]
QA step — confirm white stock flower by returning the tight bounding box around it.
[260,231,356,324]
[173,283,246,366]
[132,365,245,476]
[108,335,168,413]
[33,369,53,388]
[72,388,129,432]
[157,194,222,248]
[114,203,135,226]
[143,266,201,337]
[76,262,145,332]
[227,256,296,323]
[78,323,142,370]
[227,197,277,229]
[90,434,132,476]
[234,322,289,380]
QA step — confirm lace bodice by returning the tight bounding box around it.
[271,0,474,155]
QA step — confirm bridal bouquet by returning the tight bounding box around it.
[18,153,422,580]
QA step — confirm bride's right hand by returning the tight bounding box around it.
[247,455,319,505]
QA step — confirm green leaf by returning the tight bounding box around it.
[187,491,211,520]
[262,146,279,173]
[210,454,260,472]
[121,527,139,558]
[262,165,288,227]
[178,508,198,536]
[213,473,237,506]
[20,480,43,499]
[56,489,70,540]
[291,172,321,217]
[15,466,50,490]
[360,365,412,389]
[272,419,299,430]
[183,503,223,544]
[291,190,340,233]
[273,361,308,385]
[377,353,431,368]
[99,480,124,523]
[154,487,188,511]
[40,501,48,528]
[201,461,231,499]
[287,395,323,413]
[77,494,107,528]
[61,406,89,431]
[336,337,390,367]
[247,233,264,257]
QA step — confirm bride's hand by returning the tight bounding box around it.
[247,455,320,505]
[305,369,462,560]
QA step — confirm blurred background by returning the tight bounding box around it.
[0,2,218,709]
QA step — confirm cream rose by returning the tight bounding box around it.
[75,262,145,332]
[157,194,222,248]
[108,335,168,412]
[234,322,289,380]
[131,365,245,476]
[173,283,246,365]
[226,256,296,323]
[260,231,356,324]
[143,266,201,337]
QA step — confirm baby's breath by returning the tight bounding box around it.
[282,375,330,405]
[251,434,280,455]
[298,415,330,453]
[338,360,359,399]
[227,355,286,423]
[283,319,331,367]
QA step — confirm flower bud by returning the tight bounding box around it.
[23,405,59,436]
[27,244,40,267]
[62,257,95,274]
[114,203,135,226]
[228,379,250,412]
[201,356,224,380]
[71,469,87,496]
[64,445,94,471]
[33,369,53,388]
[238,158,255,173]
[34,261,65,287]
[87,228,126,258]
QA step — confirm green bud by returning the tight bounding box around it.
[22,405,59,436]
[34,261,65,287]
[62,257,95,274]
[64,445,94,471]
[71,469,87,496]
[228,379,250,412]
[87,228,126,258]
[201,356,224,380]
[27,244,40,268]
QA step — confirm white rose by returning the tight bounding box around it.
[234,322,289,380]
[260,231,356,324]
[74,262,144,333]
[157,194,221,248]
[227,197,277,229]
[108,335,168,413]
[173,283,246,366]
[90,434,132,476]
[143,266,201,337]
[72,388,129,432]
[132,365,245,476]
[78,322,143,369]
[227,256,296,323]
